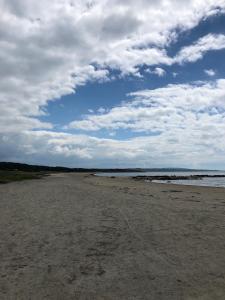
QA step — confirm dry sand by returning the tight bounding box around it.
[0,173,225,299]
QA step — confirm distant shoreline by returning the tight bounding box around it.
[0,161,222,173]
[95,171,225,188]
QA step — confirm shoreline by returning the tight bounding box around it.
[94,173,225,188]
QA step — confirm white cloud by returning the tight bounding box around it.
[65,79,225,167]
[204,69,216,76]
[97,107,107,114]
[1,0,225,134]
[68,79,225,132]
[154,67,166,77]
[1,79,225,168]
[175,34,225,64]
[2,115,225,168]
[146,67,166,77]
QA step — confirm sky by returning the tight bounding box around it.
[1,0,225,169]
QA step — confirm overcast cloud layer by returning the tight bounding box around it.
[1,0,225,168]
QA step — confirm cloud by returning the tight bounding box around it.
[0,2,224,131]
[146,67,166,77]
[2,79,225,168]
[2,112,225,168]
[64,78,225,168]
[1,1,225,167]
[97,107,107,114]
[68,79,225,133]
[175,34,225,64]
[204,69,216,76]
[1,1,225,135]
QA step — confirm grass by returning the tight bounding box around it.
[0,170,47,184]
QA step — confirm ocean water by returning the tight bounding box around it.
[96,171,225,188]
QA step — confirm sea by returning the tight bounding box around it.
[96,171,225,188]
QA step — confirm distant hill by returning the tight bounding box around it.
[0,162,215,173]
[0,162,143,173]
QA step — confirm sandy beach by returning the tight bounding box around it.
[0,173,225,299]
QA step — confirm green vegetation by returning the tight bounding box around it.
[0,170,46,184]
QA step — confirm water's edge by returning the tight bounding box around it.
[96,171,225,188]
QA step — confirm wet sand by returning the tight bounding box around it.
[0,173,225,299]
